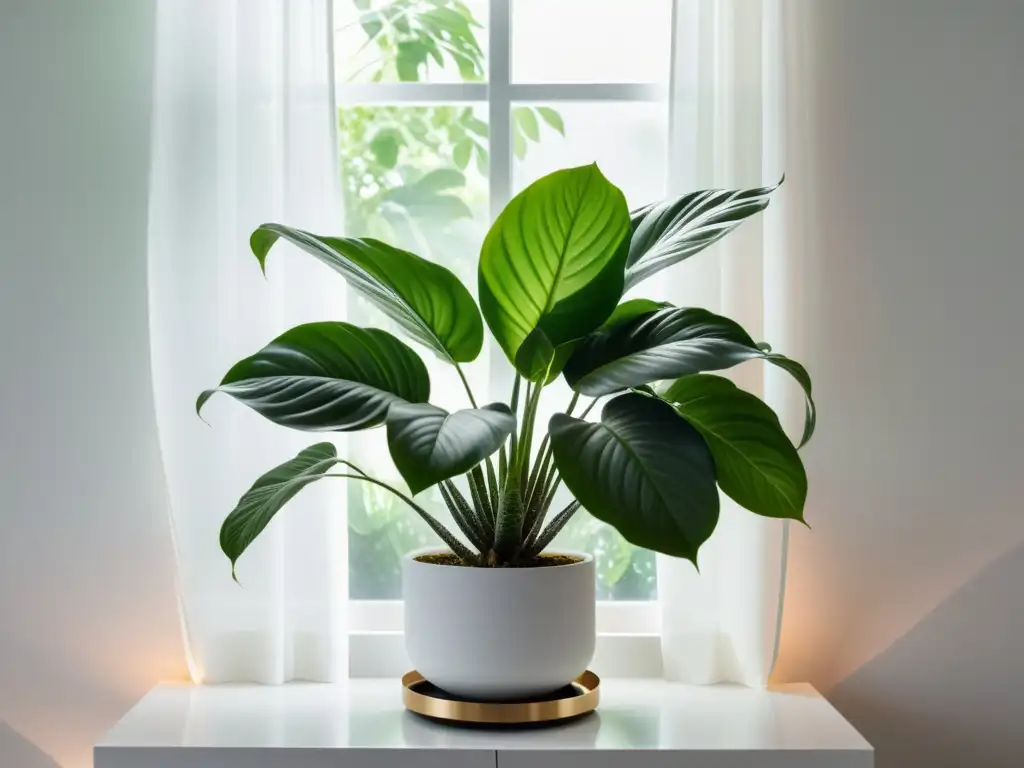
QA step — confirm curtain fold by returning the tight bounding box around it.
[657,0,793,687]
[148,0,347,684]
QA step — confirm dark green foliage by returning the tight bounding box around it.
[202,164,812,574]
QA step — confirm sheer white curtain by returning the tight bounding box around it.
[148,0,347,683]
[655,0,794,687]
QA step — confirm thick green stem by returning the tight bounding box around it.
[516,380,534,467]
[455,363,479,409]
[510,373,523,413]
[517,377,544,483]
[493,474,524,561]
[502,375,522,489]
[323,472,475,560]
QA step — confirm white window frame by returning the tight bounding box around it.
[338,0,667,677]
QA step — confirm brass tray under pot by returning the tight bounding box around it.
[401,670,600,725]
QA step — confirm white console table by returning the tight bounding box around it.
[95,679,872,768]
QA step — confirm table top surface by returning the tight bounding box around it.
[97,679,872,754]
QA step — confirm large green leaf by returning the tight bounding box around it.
[764,353,817,448]
[626,181,780,290]
[251,224,483,364]
[197,322,429,431]
[564,306,816,445]
[387,402,515,495]
[221,442,338,578]
[549,393,719,564]
[513,329,576,383]
[662,374,807,520]
[478,164,630,380]
[564,307,760,395]
[598,298,669,332]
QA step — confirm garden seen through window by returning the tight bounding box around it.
[334,0,672,602]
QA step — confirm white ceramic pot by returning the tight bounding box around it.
[403,548,596,701]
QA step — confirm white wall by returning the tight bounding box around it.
[773,1,1024,765]
[0,2,186,768]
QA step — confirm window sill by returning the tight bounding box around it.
[95,679,872,768]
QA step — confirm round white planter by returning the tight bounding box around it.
[403,549,596,701]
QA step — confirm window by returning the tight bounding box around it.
[333,0,672,632]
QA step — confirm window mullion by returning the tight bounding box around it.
[488,0,513,220]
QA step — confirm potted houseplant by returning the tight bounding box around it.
[198,164,814,700]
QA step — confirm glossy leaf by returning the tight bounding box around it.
[220,443,338,578]
[663,375,807,520]
[197,322,429,431]
[549,393,719,564]
[478,164,630,379]
[387,403,516,495]
[251,224,483,363]
[564,306,760,396]
[598,298,669,332]
[765,353,817,447]
[626,181,780,290]
[513,328,575,384]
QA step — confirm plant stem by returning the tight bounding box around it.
[492,474,524,561]
[526,500,581,558]
[509,373,522,413]
[518,377,544,478]
[322,472,475,561]
[519,380,534,451]
[523,437,550,517]
[579,397,599,420]
[505,374,522,480]
[484,457,499,523]
[439,481,487,553]
[337,459,370,477]
[454,363,479,409]
[525,472,562,548]
[565,391,580,417]
[525,389,577,518]
[466,467,495,542]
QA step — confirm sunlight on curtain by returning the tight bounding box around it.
[656,0,793,686]
[148,0,346,683]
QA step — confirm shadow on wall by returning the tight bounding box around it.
[0,722,60,768]
[769,0,1024,765]
[829,543,1024,768]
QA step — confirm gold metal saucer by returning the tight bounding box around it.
[401,670,600,725]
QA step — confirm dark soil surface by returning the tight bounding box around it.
[415,552,583,568]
